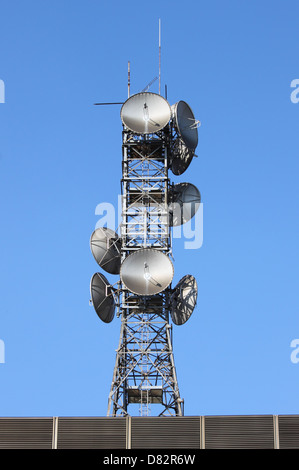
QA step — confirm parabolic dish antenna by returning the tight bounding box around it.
[120,248,174,296]
[90,272,115,323]
[120,92,171,134]
[171,101,198,150]
[169,182,201,226]
[90,227,121,275]
[170,138,195,176]
[170,274,197,326]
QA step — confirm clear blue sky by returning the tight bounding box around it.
[0,0,299,417]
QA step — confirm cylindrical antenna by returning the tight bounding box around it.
[128,61,131,98]
[159,19,161,95]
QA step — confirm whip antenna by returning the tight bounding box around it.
[159,18,161,95]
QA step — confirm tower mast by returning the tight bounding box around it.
[90,21,201,418]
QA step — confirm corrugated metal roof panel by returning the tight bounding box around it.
[131,416,200,449]
[205,415,274,449]
[2,415,299,449]
[278,415,299,449]
[57,417,126,449]
[0,418,53,449]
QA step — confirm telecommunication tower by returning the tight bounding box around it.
[90,31,201,417]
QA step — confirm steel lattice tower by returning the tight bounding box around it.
[90,82,200,418]
[107,128,183,417]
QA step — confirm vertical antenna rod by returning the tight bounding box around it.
[159,19,161,95]
[128,61,131,98]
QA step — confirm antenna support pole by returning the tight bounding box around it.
[128,61,131,98]
[159,19,161,95]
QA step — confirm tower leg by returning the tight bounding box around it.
[107,298,183,417]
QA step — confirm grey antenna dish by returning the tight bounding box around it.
[170,274,198,326]
[120,92,171,134]
[90,227,121,275]
[90,272,115,323]
[120,248,174,296]
[170,138,195,176]
[169,182,201,226]
[172,101,199,150]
